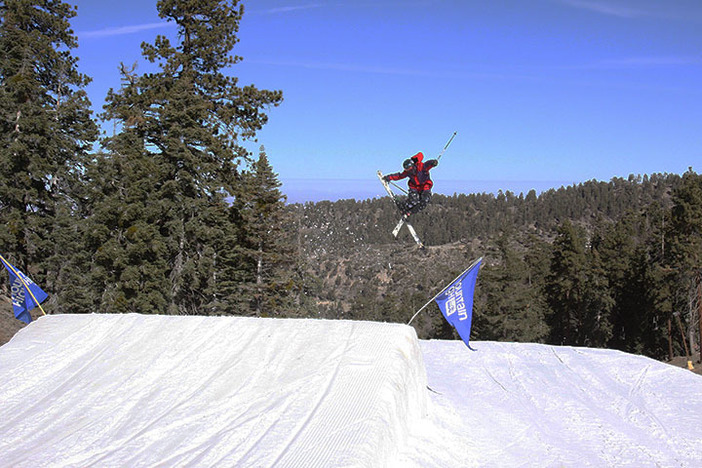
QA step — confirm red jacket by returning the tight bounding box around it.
[386,152,438,192]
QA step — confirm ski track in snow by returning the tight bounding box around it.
[1,315,701,467]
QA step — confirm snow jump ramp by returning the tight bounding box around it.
[0,314,428,467]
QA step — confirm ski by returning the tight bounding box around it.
[377,171,424,248]
[378,170,406,237]
[405,222,423,248]
[392,218,404,237]
[391,214,422,247]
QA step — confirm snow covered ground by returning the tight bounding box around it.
[1,314,700,467]
[399,341,702,467]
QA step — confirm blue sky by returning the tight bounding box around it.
[69,0,702,203]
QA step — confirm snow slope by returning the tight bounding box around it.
[1,314,701,467]
[0,315,427,467]
[399,341,702,467]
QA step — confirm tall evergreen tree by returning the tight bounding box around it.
[478,232,548,342]
[545,221,614,346]
[597,210,669,357]
[0,0,97,310]
[666,169,702,361]
[90,0,283,314]
[598,214,640,351]
[224,147,301,316]
[583,241,614,346]
[545,221,586,344]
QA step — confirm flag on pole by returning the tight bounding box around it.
[0,254,48,324]
[434,257,482,349]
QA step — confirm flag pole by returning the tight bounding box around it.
[407,257,482,326]
[0,254,47,316]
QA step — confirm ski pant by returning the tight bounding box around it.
[402,189,431,215]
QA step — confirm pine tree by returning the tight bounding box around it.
[478,233,549,342]
[80,145,172,314]
[669,170,702,271]
[666,169,702,361]
[545,220,614,346]
[224,147,301,317]
[546,221,585,344]
[0,0,98,311]
[639,200,676,359]
[597,211,670,356]
[87,0,282,315]
[583,242,615,346]
[598,214,639,351]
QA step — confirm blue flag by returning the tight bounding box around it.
[434,258,482,349]
[1,255,48,324]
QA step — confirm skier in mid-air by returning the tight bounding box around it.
[383,152,438,220]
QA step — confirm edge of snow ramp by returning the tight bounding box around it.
[0,314,428,467]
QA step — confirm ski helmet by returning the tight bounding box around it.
[403,158,414,170]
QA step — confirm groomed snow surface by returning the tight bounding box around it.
[0,315,700,467]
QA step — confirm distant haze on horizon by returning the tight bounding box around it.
[281,177,587,204]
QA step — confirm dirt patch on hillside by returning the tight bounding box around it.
[0,294,28,347]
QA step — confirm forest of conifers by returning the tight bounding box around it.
[1,1,700,362]
[293,172,702,363]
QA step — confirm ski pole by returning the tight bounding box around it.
[389,180,408,194]
[436,131,457,162]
